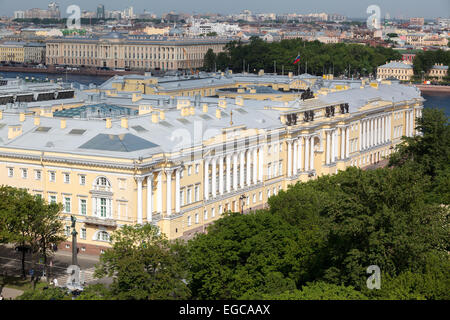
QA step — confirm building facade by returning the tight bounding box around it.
[0,42,46,64]
[377,61,414,81]
[45,32,230,71]
[0,75,423,255]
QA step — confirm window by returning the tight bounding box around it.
[49,171,56,182]
[21,169,27,179]
[253,194,256,203]
[187,216,192,226]
[195,213,199,224]
[81,228,86,240]
[80,199,87,215]
[35,170,41,180]
[187,188,192,204]
[97,231,110,241]
[64,197,71,213]
[49,195,57,204]
[211,207,215,218]
[195,164,200,174]
[188,165,192,176]
[64,173,70,184]
[259,192,263,201]
[79,175,86,185]
[267,189,271,198]
[180,189,185,206]
[65,226,71,237]
[204,210,208,220]
[195,185,199,202]
[96,177,110,187]
[8,167,13,177]
[279,143,283,152]
[99,198,107,217]
[219,205,223,215]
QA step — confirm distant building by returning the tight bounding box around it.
[409,17,424,26]
[97,5,105,19]
[45,32,230,70]
[427,63,448,81]
[0,41,46,63]
[377,61,414,81]
[14,11,25,19]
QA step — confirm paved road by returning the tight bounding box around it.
[0,244,112,287]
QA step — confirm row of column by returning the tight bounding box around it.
[361,114,391,151]
[405,109,415,137]
[325,127,350,164]
[286,135,315,177]
[204,147,264,201]
[136,168,182,224]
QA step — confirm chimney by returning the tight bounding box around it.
[218,98,227,108]
[106,118,112,129]
[235,96,244,106]
[19,112,25,122]
[34,116,40,126]
[216,108,221,119]
[60,119,67,129]
[121,117,128,128]
[8,125,22,140]
[202,103,208,113]
[152,112,159,123]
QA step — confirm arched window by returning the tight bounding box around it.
[95,177,111,187]
[95,230,110,242]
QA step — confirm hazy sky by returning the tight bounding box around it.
[1,0,449,19]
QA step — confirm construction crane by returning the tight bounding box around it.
[182,48,194,75]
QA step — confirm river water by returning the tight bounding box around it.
[1,71,449,116]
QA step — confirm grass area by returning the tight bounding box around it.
[0,275,34,291]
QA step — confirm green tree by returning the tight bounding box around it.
[262,281,368,300]
[94,224,190,300]
[203,49,216,72]
[17,282,71,300]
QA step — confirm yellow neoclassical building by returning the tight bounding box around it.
[0,74,423,254]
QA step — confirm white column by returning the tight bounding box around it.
[233,153,238,190]
[389,114,392,141]
[175,169,180,213]
[293,140,298,174]
[370,118,374,147]
[226,155,231,193]
[331,130,336,162]
[239,151,245,188]
[211,158,217,198]
[147,175,153,222]
[405,111,409,137]
[365,120,369,149]
[204,159,210,200]
[252,148,257,184]
[166,169,172,216]
[309,136,314,170]
[326,131,330,164]
[340,128,345,160]
[137,177,143,224]
[379,117,382,144]
[359,121,362,151]
[287,141,292,176]
[258,147,263,182]
[410,110,414,136]
[219,156,224,195]
[345,126,350,158]
[304,136,310,171]
[298,137,303,171]
[157,171,162,213]
[246,150,251,186]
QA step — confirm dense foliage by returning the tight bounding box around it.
[204,37,401,76]
[413,50,450,77]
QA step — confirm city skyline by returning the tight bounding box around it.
[2,0,450,19]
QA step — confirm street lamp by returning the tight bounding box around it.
[70,216,78,266]
[239,194,248,214]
